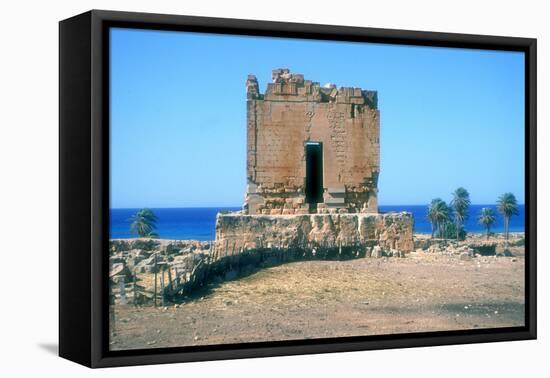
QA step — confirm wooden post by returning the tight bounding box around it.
[110,305,116,336]
[154,254,158,307]
[133,270,137,306]
[167,266,173,292]
[231,242,236,269]
[118,276,125,305]
[160,266,165,307]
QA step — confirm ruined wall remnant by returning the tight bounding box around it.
[215,212,414,256]
[245,69,380,215]
[212,70,413,265]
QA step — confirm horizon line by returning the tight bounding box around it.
[110,203,526,210]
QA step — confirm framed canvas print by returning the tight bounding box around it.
[59,10,537,368]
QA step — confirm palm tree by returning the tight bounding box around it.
[428,198,451,239]
[438,202,453,240]
[450,187,471,241]
[130,208,159,238]
[496,193,519,242]
[478,207,496,240]
[427,199,440,238]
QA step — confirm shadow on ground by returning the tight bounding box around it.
[38,343,58,355]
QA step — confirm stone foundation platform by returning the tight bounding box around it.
[214,212,414,257]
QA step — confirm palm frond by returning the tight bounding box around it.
[129,208,159,238]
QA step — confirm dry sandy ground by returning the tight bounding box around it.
[110,252,524,351]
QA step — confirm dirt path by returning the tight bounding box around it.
[110,253,524,350]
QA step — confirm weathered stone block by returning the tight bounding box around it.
[215,212,413,258]
[244,69,379,214]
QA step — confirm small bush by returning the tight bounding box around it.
[514,238,525,246]
[438,222,467,241]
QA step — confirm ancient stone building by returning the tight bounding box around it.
[214,69,414,258]
[245,69,380,215]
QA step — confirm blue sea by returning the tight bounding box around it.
[110,205,525,241]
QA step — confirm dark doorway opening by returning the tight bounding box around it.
[305,142,323,210]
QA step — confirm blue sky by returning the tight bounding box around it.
[110,28,525,208]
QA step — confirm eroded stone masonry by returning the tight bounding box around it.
[215,213,414,256]
[215,70,414,257]
[245,69,380,215]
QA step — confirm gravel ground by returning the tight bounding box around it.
[110,251,525,351]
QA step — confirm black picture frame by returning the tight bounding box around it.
[59,9,537,368]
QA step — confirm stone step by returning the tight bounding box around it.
[325,197,345,207]
[327,186,346,195]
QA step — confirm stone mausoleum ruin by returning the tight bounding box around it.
[215,69,414,256]
[244,68,380,215]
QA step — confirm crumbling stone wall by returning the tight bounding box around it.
[215,212,414,257]
[245,69,380,215]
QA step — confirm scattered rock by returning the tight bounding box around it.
[496,249,514,257]
[109,262,132,279]
[428,245,441,254]
[364,246,372,257]
[459,252,472,261]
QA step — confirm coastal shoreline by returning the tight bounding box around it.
[111,231,525,243]
[109,205,526,240]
